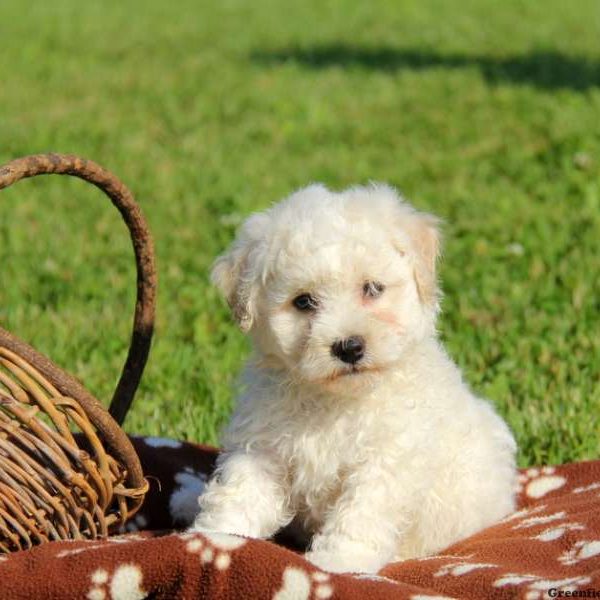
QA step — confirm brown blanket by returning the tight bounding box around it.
[1,437,599,599]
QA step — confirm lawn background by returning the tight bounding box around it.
[0,0,598,467]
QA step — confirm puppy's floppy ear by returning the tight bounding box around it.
[367,184,442,308]
[405,211,442,307]
[211,212,271,333]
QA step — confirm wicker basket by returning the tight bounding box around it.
[0,153,156,552]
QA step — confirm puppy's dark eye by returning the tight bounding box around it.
[363,281,385,298]
[293,293,318,311]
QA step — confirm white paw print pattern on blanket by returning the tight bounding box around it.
[559,540,600,566]
[273,567,333,600]
[502,501,590,542]
[183,530,247,570]
[124,513,149,533]
[512,510,567,530]
[531,520,585,542]
[500,503,548,524]
[87,564,146,600]
[434,560,497,577]
[169,468,208,524]
[572,482,600,495]
[517,467,567,499]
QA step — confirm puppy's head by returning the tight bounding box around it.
[212,184,441,391]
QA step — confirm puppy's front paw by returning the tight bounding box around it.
[186,520,219,536]
[189,511,259,539]
[305,547,385,574]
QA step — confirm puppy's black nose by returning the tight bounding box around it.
[331,336,366,364]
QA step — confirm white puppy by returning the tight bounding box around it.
[190,184,517,574]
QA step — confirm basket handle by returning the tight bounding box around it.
[0,153,157,425]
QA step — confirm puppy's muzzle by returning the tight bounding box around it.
[331,336,366,365]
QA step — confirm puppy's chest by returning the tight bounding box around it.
[276,414,366,503]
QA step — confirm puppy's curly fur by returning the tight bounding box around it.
[190,184,517,573]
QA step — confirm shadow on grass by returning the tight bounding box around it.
[252,45,600,91]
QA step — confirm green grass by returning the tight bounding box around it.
[0,0,598,467]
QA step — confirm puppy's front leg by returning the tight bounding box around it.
[190,450,291,539]
[306,468,408,574]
